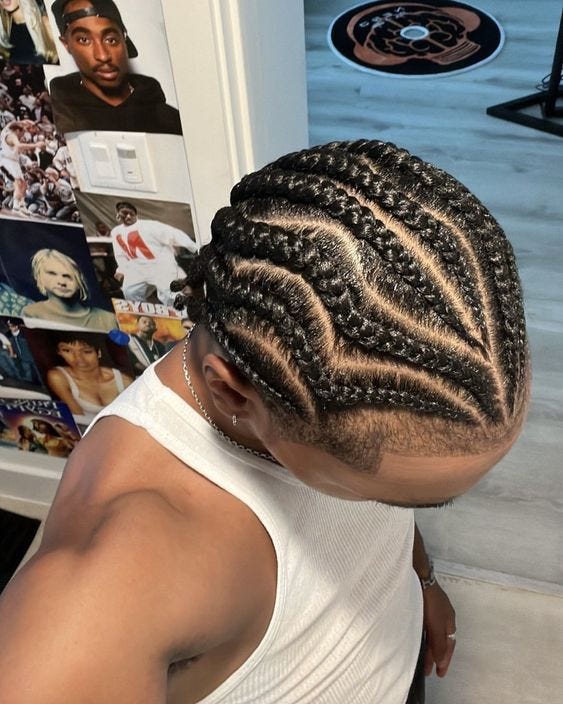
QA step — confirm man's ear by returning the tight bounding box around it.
[201,353,262,425]
[59,35,70,53]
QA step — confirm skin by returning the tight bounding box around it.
[412,525,456,677]
[0,325,522,702]
[59,0,130,106]
[136,315,157,340]
[94,221,110,236]
[55,340,100,372]
[116,204,138,226]
[1,0,22,19]
[46,340,132,415]
[38,259,80,300]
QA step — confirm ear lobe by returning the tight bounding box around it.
[202,353,259,423]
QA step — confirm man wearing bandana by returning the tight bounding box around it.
[49,0,182,135]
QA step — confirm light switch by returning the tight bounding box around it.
[116,143,143,183]
[88,142,116,179]
[76,131,157,192]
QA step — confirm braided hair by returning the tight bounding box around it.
[174,141,528,465]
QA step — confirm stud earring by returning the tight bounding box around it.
[232,414,238,426]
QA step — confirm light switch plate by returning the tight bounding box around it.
[78,131,157,192]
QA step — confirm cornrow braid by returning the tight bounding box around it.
[343,139,527,415]
[230,168,473,344]
[210,208,499,420]
[270,146,487,344]
[205,242,480,422]
[175,140,528,460]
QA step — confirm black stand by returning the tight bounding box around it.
[487,11,563,138]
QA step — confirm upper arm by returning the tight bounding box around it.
[46,367,83,414]
[0,489,266,703]
[0,538,168,702]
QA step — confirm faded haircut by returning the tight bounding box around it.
[173,140,529,469]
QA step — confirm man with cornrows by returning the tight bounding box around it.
[0,140,529,703]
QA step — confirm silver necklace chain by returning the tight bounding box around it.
[181,327,275,463]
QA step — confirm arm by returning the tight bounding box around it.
[0,418,275,703]
[160,222,198,253]
[46,367,85,415]
[0,484,265,703]
[4,125,39,153]
[413,523,456,678]
[0,496,184,703]
[0,332,14,356]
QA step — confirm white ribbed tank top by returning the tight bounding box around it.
[93,363,423,704]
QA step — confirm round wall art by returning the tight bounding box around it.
[328,1,505,77]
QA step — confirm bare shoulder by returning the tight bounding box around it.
[48,416,276,602]
[0,419,277,702]
[0,489,265,703]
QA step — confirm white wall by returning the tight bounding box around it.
[161,0,309,242]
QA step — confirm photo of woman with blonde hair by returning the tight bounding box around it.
[21,248,117,332]
[0,0,58,65]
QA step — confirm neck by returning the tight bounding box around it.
[66,365,103,383]
[9,7,24,23]
[46,294,85,313]
[180,326,275,462]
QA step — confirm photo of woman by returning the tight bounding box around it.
[45,331,132,424]
[0,0,58,65]
[21,248,117,332]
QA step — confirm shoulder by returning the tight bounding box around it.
[90,307,117,327]
[41,420,277,648]
[129,73,163,91]
[46,365,66,381]
[21,300,45,315]
[49,72,80,92]
[54,417,277,585]
[0,488,253,700]
[129,75,181,133]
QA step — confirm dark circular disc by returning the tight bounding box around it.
[328,1,504,77]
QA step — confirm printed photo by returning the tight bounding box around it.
[113,297,190,375]
[0,58,79,222]
[0,0,59,65]
[0,315,47,396]
[0,219,116,330]
[0,265,34,318]
[66,130,192,205]
[75,191,197,307]
[46,0,182,135]
[25,326,133,424]
[0,397,80,458]
[88,238,123,300]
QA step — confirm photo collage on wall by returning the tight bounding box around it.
[0,0,196,456]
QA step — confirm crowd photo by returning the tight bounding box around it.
[0,59,78,221]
